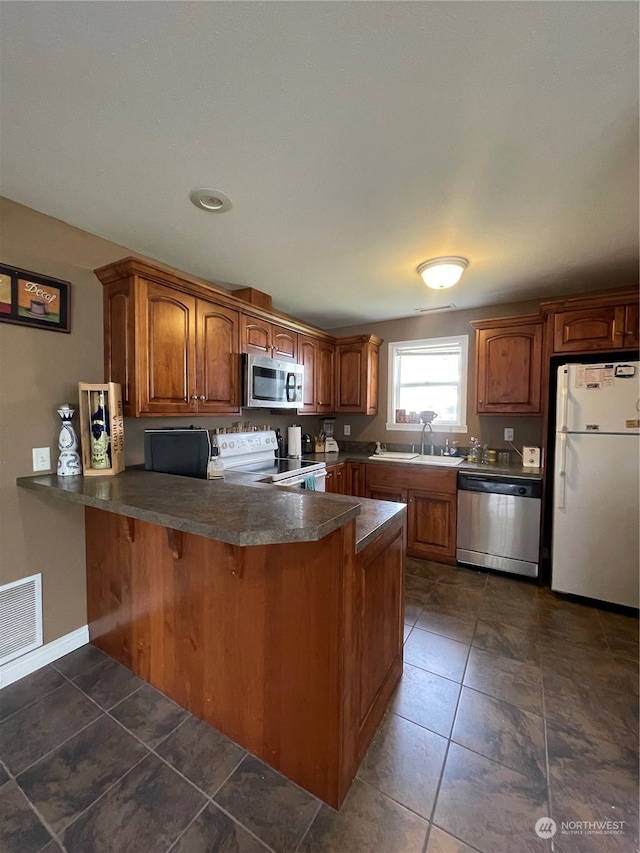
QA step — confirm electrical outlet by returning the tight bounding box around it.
[504,428,514,442]
[343,425,351,436]
[32,447,51,472]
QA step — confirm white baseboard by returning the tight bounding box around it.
[0,625,89,689]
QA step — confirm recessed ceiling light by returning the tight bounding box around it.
[416,257,469,289]
[189,188,232,213]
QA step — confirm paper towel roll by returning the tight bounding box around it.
[288,426,302,458]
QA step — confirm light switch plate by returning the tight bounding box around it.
[32,447,51,472]
[343,425,351,436]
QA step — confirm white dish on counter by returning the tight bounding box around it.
[368,454,464,466]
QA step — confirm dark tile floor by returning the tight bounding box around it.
[1,559,638,853]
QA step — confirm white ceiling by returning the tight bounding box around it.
[1,2,638,329]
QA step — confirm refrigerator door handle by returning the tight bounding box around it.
[554,366,569,509]
[557,367,569,432]
[555,430,567,508]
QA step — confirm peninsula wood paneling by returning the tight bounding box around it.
[84,506,404,808]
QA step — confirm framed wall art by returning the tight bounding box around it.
[0,263,71,333]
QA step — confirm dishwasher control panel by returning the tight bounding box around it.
[457,473,542,499]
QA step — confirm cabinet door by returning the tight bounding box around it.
[335,337,380,415]
[138,281,196,414]
[406,489,456,562]
[298,334,317,413]
[196,301,241,413]
[623,303,639,348]
[316,341,335,414]
[325,465,336,493]
[103,281,134,414]
[272,325,298,362]
[552,307,620,353]
[358,524,404,725]
[476,323,543,414]
[241,315,272,356]
[325,463,344,494]
[345,462,366,497]
[336,344,364,411]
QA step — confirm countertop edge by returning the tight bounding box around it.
[16,474,362,548]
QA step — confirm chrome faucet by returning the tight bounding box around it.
[420,421,433,456]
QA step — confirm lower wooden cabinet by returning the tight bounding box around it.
[365,463,457,564]
[325,462,345,494]
[344,461,366,497]
[406,489,457,561]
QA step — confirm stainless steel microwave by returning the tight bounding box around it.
[243,354,304,409]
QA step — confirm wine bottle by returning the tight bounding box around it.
[90,391,111,469]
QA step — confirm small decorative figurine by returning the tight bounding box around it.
[57,404,82,476]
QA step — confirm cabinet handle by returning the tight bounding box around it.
[199,395,206,401]
[190,395,198,400]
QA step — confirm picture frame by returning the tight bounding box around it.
[0,263,70,333]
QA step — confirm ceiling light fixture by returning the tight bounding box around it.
[416,256,469,289]
[189,188,232,213]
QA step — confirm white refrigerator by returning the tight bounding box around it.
[552,361,640,608]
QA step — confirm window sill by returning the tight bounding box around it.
[385,423,468,433]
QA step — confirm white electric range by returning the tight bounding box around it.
[211,430,327,491]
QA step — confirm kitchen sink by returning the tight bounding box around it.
[368,453,464,466]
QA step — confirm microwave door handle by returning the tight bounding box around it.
[285,372,296,402]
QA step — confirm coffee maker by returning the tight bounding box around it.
[322,418,339,453]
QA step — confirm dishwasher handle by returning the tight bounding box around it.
[457,473,542,499]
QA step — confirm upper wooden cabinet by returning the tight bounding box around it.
[98,260,243,416]
[104,277,241,416]
[471,316,543,415]
[241,314,298,362]
[335,335,382,415]
[96,257,382,418]
[541,291,640,354]
[298,334,335,414]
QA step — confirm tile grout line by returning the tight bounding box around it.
[13,777,69,853]
[421,596,482,853]
[162,801,211,853]
[291,799,323,853]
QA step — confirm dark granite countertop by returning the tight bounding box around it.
[303,451,543,479]
[16,469,405,553]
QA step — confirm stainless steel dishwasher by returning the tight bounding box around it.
[456,473,542,577]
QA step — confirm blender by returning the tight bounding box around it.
[322,418,339,453]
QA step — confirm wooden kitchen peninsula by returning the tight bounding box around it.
[17,471,406,808]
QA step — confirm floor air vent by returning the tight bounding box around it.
[0,574,43,666]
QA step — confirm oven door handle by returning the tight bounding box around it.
[276,470,327,489]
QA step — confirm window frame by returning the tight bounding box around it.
[386,334,469,433]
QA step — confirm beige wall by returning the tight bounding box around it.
[0,198,134,642]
